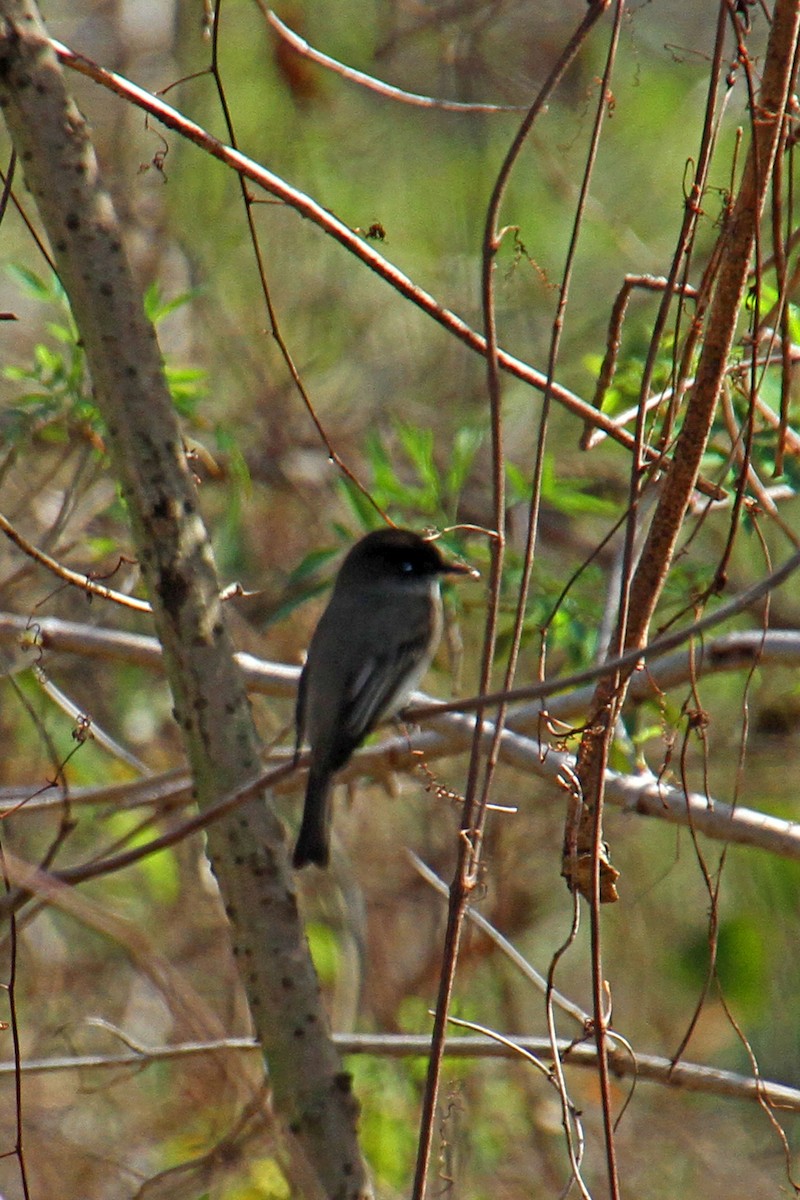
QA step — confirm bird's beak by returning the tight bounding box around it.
[442,560,480,579]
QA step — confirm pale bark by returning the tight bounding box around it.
[0,4,372,1196]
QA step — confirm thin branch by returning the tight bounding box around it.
[263,8,527,113]
[0,611,299,693]
[0,762,295,920]
[32,670,151,774]
[5,535,800,720]
[6,611,800,723]
[1,1033,798,1111]
[413,541,800,717]
[0,511,151,612]
[4,616,800,863]
[1,710,797,873]
[582,275,699,447]
[0,839,31,1199]
[579,7,626,1191]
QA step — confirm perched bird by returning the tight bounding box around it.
[293,527,475,868]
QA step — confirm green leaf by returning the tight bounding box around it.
[445,425,483,497]
[539,452,617,517]
[7,263,53,302]
[363,428,396,493]
[13,390,57,407]
[505,460,530,503]
[288,546,339,584]
[3,365,39,382]
[336,475,381,530]
[33,342,64,377]
[143,284,200,325]
[305,921,340,984]
[165,366,206,384]
[45,320,78,344]
[787,301,800,344]
[396,421,436,490]
[85,536,120,558]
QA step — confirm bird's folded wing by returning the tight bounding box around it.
[342,633,430,745]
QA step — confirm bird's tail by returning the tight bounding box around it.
[292,768,333,869]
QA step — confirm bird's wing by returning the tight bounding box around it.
[337,630,431,758]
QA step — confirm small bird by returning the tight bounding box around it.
[293,527,475,868]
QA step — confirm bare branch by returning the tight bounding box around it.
[0,510,151,612]
[262,8,527,113]
[3,612,800,862]
[3,1034,797,1112]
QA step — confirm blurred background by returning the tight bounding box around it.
[0,1,799,1196]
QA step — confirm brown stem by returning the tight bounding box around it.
[563,0,800,904]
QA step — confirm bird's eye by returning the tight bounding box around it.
[400,560,414,573]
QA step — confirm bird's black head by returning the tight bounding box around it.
[336,528,474,587]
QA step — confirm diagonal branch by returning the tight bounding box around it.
[46,33,724,497]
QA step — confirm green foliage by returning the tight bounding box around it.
[264,545,341,627]
[4,5,799,1197]
[287,414,610,672]
[675,914,768,1022]
[348,1056,421,1190]
[211,424,253,576]
[714,915,768,1016]
[506,453,617,518]
[274,418,484,623]
[3,265,93,442]
[582,330,676,421]
[289,423,612,669]
[337,419,483,546]
[142,281,199,326]
[492,561,607,670]
[246,1158,293,1198]
[2,267,208,442]
[722,346,800,489]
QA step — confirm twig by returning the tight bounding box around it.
[569,7,800,888]
[0,838,31,1199]
[0,511,150,612]
[582,275,699,447]
[2,1032,798,1111]
[263,8,527,113]
[33,670,151,774]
